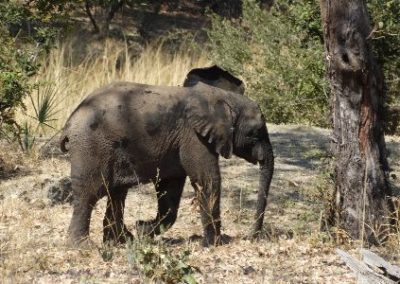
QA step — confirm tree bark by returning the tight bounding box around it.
[210,0,243,19]
[83,0,124,36]
[84,0,99,33]
[102,0,124,36]
[320,0,394,244]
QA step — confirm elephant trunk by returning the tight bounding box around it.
[252,141,274,237]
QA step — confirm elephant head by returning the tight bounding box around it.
[184,66,274,237]
[231,103,274,237]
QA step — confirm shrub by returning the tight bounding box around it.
[0,3,36,146]
[368,0,400,134]
[207,0,329,127]
[0,0,69,148]
[126,238,197,284]
[207,0,400,130]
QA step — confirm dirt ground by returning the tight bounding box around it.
[1,124,399,283]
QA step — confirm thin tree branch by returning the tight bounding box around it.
[84,0,99,33]
[104,0,125,34]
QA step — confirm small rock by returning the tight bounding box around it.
[31,198,46,209]
[243,265,256,275]
[104,270,111,278]
[0,157,20,179]
[46,177,73,206]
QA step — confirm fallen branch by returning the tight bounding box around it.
[337,249,400,284]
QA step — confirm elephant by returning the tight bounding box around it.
[183,65,245,95]
[60,66,274,247]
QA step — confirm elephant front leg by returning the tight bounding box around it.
[103,187,133,244]
[180,139,223,246]
[191,177,222,247]
[67,194,98,247]
[136,177,186,236]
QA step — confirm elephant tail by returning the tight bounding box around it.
[60,134,69,153]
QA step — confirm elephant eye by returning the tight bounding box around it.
[247,128,259,138]
[246,127,266,140]
[245,129,259,143]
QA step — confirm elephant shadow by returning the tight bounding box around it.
[160,234,233,246]
[269,125,331,171]
[219,125,332,211]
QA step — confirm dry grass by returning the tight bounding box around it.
[3,40,400,283]
[17,39,209,132]
[0,125,364,283]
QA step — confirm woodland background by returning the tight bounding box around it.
[0,1,399,283]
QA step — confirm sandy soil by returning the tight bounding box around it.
[1,124,399,283]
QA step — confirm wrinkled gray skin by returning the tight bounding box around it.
[183,65,245,95]
[61,66,274,247]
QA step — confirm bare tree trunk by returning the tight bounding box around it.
[320,0,394,244]
[260,0,274,10]
[102,0,124,36]
[83,0,124,36]
[210,0,242,19]
[84,0,99,33]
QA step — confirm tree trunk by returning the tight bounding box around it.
[84,0,99,34]
[83,0,124,36]
[320,0,394,244]
[101,0,124,37]
[210,0,242,19]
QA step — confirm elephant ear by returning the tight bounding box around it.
[186,96,234,159]
[183,65,245,95]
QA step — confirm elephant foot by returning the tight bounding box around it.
[103,226,133,245]
[66,234,95,249]
[250,229,263,241]
[202,235,219,247]
[202,233,231,247]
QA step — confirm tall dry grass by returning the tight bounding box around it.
[19,39,210,132]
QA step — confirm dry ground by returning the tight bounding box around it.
[1,124,400,283]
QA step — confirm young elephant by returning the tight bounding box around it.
[61,67,274,247]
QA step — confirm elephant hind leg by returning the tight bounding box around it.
[103,186,133,245]
[136,177,186,236]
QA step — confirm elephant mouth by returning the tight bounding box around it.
[234,149,257,164]
[252,142,266,162]
[234,143,265,165]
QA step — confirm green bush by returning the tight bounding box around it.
[0,0,69,148]
[207,0,329,127]
[368,0,400,134]
[0,3,34,145]
[126,238,197,284]
[207,0,400,130]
